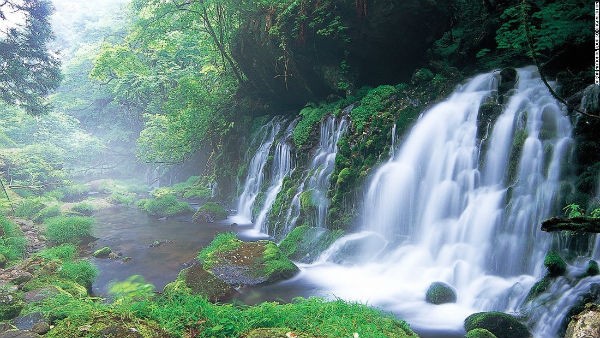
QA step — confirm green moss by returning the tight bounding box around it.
[57,184,90,202]
[544,251,567,277]
[425,282,457,305]
[14,198,46,219]
[35,244,77,261]
[262,242,298,280]
[350,85,397,133]
[525,277,551,302]
[92,246,112,258]
[33,205,62,223]
[0,286,24,320]
[109,191,136,205]
[466,328,498,338]
[193,202,228,222]
[59,260,98,288]
[293,103,337,148]
[71,202,94,216]
[585,260,599,277]
[0,215,27,263]
[198,232,241,270]
[44,216,94,245]
[464,312,530,338]
[138,194,192,217]
[507,128,528,184]
[279,225,344,263]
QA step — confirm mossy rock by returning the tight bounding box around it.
[201,236,299,286]
[464,312,530,338]
[243,328,315,338]
[92,247,112,258]
[192,202,228,223]
[544,251,567,277]
[525,277,551,302]
[498,68,517,97]
[46,313,168,338]
[0,330,42,337]
[585,260,599,277]
[0,287,24,321]
[565,304,600,338]
[163,263,237,302]
[466,328,498,338]
[425,282,457,305]
[0,254,7,268]
[22,278,87,299]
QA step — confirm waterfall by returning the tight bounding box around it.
[303,67,574,333]
[253,122,295,233]
[232,119,282,223]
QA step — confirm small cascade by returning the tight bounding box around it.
[253,122,295,233]
[304,67,574,332]
[232,119,282,223]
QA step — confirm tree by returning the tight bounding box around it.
[0,0,61,115]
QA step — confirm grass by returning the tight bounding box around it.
[14,197,46,219]
[33,205,62,223]
[138,194,192,217]
[44,216,94,245]
[0,214,27,263]
[71,202,94,216]
[59,260,98,288]
[195,202,227,220]
[197,232,240,269]
[35,244,77,261]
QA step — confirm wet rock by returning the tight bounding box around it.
[23,286,62,303]
[12,312,47,331]
[581,84,600,116]
[192,202,227,223]
[0,255,7,269]
[0,287,24,320]
[565,304,600,338]
[49,313,168,337]
[92,246,112,258]
[425,282,457,305]
[108,252,119,260]
[464,312,530,338]
[498,68,517,97]
[544,251,567,277]
[164,264,237,302]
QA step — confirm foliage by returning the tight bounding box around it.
[109,275,156,303]
[109,191,137,205]
[544,251,567,277]
[44,216,94,244]
[195,202,228,220]
[71,202,94,216]
[35,244,77,261]
[350,85,397,133]
[0,0,61,115]
[279,225,343,263]
[466,328,498,338]
[33,205,62,223]
[563,204,584,218]
[198,232,240,270]
[57,183,90,202]
[59,260,98,288]
[293,104,331,148]
[0,214,26,263]
[14,197,46,219]
[137,194,192,218]
[262,242,298,278]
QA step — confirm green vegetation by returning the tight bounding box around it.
[33,205,62,223]
[198,232,241,270]
[59,260,98,289]
[464,312,530,338]
[279,225,343,263]
[35,244,77,261]
[425,282,457,305]
[466,328,498,338]
[44,216,94,245]
[293,104,333,148]
[350,85,397,133]
[109,275,156,303]
[0,215,26,264]
[137,194,192,218]
[92,246,112,258]
[193,202,228,223]
[71,202,94,216]
[262,242,298,278]
[14,198,46,219]
[544,251,567,277]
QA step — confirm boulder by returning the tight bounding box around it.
[0,331,41,338]
[466,328,498,338]
[163,263,237,302]
[425,282,457,305]
[92,246,112,258]
[192,202,228,223]
[498,68,517,97]
[0,287,23,321]
[544,251,567,277]
[11,312,47,331]
[48,313,168,337]
[565,304,600,338]
[464,312,530,338]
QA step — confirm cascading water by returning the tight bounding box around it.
[302,67,574,334]
[253,122,295,234]
[232,119,281,224]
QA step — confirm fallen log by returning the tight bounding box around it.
[541,217,600,233]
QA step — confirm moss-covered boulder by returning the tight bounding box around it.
[163,263,237,302]
[544,251,567,277]
[565,304,600,338]
[46,313,168,338]
[464,312,530,338]
[585,260,599,277]
[466,328,498,338]
[92,246,112,258]
[243,328,315,338]
[425,282,457,305]
[0,287,23,321]
[525,277,551,302]
[192,202,228,223]
[199,233,299,286]
[279,225,344,263]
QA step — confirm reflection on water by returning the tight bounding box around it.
[91,207,251,295]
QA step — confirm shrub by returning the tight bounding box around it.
[33,205,62,223]
[0,215,26,263]
[138,194,192,217]
[58,184,90,202]
[59,260,98,288]
[45,216,94,244]
[35,244,77,261]
[14,198,46,219]
[71,202,94,216]
[109,191,136,205]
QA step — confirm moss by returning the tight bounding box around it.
[243,328,315,338]
[14,198,46,219]
[138,194,192,218]
[425,282,457,305]
[525,277,551,302]
[507,128,527,184]
[198,232,241,270]
[47,312,169,338]
[44,216,94,245]
[23,277,88,299]
[71,202,94,216]
[0,215,27,263]
[586,260,600,277]
[350,85,397,133]
[293,104,331,148]
[92,247,112,258]
[466,328,498,338]
[0,286,24,320]
[279,225,344,263]
[163,264,236,302]
[192,202,228,223]
[33,205,61,223]
[544,251,567,277]
[262,241,298,281]
[464,312,530,338]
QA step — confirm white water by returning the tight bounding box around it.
[232,119,282,224]
[302,67,574,334]
[253,122,295,234]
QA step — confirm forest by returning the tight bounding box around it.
[0,0,598,337]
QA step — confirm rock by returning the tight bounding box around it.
[0,255,7,269]
[581,84,600,116]
[544,251,567,277]
[30,323,49,335]
[466,328,498,338]
[565,304,600,338]
[498,68,517,97]
[23,286,63,303]
[201,235,299,286]
[99,325,143,338]
[279,226,344,264]
[425,282,457,305]
[49,313,168,337]
[108,252,119,259]
[464,312,530,338]
[586,260,600,277]
[9,273,32,286]
[163,264,237,302]
[11,312,46,331]
[192,202,228,223]
[0,287,24,320]
[92,247,112,258]
[0,330,42,338]
[0,323,16,333]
